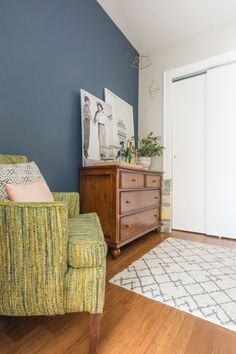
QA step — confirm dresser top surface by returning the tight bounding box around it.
[80,164,163,174]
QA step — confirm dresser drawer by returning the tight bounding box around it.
[120,208,160,240]
[120,172,144,189]
[145,174,162,188]
[120,190,161,214]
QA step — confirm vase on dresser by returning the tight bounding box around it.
[138,156,152,169]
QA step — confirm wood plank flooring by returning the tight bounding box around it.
[0,231,236,354]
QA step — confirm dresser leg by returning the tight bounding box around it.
[110,248,121,259]
[155,227,161,234]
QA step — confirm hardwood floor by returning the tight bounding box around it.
[0,231,236,354]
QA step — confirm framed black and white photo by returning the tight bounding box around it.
[104,88,134,147]
[80,89,114,166]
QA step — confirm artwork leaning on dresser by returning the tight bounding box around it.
[80,165,163,258]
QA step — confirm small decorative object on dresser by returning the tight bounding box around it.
[80,164,163,258]
[135,132,164,169]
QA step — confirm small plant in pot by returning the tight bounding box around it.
[134,132,164,169]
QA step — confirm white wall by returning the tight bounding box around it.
[139,18,236,171]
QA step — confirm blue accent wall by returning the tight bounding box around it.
[0,0,139,191]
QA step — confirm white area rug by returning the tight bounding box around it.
[110,238,236,332]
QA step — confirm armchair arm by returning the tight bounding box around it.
[0,199,68,316]
[52,192,80,218]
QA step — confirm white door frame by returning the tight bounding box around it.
[163,49,236,181]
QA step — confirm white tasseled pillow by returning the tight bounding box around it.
[0,161,43,199]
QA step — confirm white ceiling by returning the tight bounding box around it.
[97,0,236,52]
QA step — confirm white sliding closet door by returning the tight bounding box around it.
[172,74,206,233]
[206,63,236,238]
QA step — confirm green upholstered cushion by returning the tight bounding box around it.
[0,154,28,164]
[68,213,107,268]
[0,199,68,316]
[53,192,80,218]
[64,264,106,313]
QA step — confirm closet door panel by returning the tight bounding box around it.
[206,63,236,238]
[172,75,206,233]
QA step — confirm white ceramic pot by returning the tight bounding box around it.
[138,156,152,169]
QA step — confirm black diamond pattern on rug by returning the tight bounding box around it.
[110,238,236,332]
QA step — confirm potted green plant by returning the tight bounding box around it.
[134,132,164,169]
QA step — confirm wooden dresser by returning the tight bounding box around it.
[80,165,163,258]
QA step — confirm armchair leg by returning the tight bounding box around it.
[90,313,102,354]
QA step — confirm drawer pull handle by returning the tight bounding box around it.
[126,200,131,204]
[152,180,156,183]
[132,179,136,182]
[125,224,132,228]
[154,214,158,217]
[154,196,159,199]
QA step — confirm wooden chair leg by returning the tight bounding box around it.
[90,313,102,354]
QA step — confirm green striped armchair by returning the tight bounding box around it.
[0,154,107,354]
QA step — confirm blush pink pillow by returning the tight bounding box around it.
[6,178,54,202]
